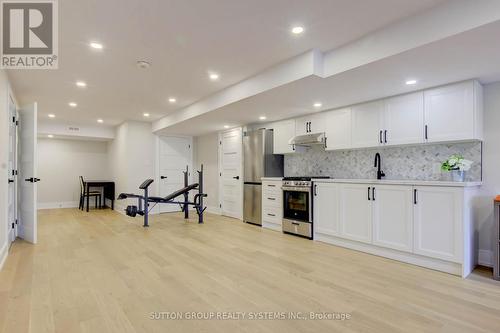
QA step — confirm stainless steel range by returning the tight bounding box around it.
[282,176,329,239]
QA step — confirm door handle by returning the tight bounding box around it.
[233,176,240,180]
[368,187,371,201]
[160,176,168,179]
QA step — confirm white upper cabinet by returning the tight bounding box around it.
[272,119,296,154]
[413,186,463,263]
[351,100,385,148]
[313,183,340,236]
[324,108,351,151]
[371,185,413,253]
[295,113,326,136]
[384,92,424,146]
[424,81,483,143]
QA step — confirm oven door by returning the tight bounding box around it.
[282,187,311,222]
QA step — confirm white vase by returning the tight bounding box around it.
[451,170,465,182]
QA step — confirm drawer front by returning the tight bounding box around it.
[262,206,282,222]
[263,182,281,195]
[262,193,281,208]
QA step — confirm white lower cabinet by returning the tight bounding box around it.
[372,185,413,253]
[262,180,283,231]
[313,180,477,277]
[313,183,340,236]
[339,184,372,244]
[413,186,462,263]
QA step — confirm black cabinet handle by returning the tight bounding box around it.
[267,213,276,217]
[372,187,375,201]
[379,130,383,144]
[414,189,418,204]
[25,177,34,182]
[267,184,276,187]
[425,125,428,140]
[8,179,14,184]
[292,144,296,151]
[292,222,300,226]
[160,176,168,179]
[384,130,387,144]
[233,176,240,180]
[324,137,327,149]
[314,184,318,196]
[305,122,308,133]
[267,197,276,201]
[35,178,41,182]
[368,187,371,201]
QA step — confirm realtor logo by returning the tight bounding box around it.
[1,0,58,69]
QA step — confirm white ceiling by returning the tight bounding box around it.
[160,19,500,136]
[7,0,445,128]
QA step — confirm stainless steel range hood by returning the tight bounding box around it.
[288,132,326,147]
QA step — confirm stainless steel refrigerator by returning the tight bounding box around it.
[243,129,284,225]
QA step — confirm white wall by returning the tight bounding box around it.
[0,70,10,268]
[107,121,156,212]
[37,138,109,208]
[475,82,500,266]
[193,132,219,213]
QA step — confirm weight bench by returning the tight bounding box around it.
[118,165,207,227]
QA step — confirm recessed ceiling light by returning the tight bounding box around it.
[143,113,150,117]
[313,102,322,108]
[209,73,220,81]
[47,134,54,138]
[136,60,151,69]
[69,102,77,107]
[76,81,87,87]
[48,114,55,118]
[168,97,177,103]
[90,42,103,50]
[224,125,230,129]
[291,26,304,34]
[97,119,103,123]
[406,79,417,85]
[259,116,267,120]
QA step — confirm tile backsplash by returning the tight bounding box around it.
[284,142,482,181]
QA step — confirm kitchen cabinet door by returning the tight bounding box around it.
[351,101,385,148]
[413,186,463,263]
[313,182,340,237]
[272,119,296,154]
[324,108,351,150]
[339,184,372,244]
[384,92,424,146]
[295,113,325,136]
[372,185,413,252]
[424,81,475,143]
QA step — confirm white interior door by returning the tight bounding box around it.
[18,103,38,244]
[219,128,243,219]
[7,96,17,247]
[158,136,192,213]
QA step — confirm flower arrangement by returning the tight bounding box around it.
[441,154,473,172]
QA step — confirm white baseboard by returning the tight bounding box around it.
[0,242,8,272]
[38,201,79,210]
[478,249,493,267]
[206,205,221,215]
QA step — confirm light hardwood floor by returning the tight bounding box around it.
[1,209,500,333]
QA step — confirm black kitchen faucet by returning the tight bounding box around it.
[374,153,385,180]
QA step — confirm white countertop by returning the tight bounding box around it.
[261,177,283,181]
[312,178,482,187]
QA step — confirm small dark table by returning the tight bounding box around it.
[494,196,500,280]
[86,181,115,212]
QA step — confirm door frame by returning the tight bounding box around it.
[218,127,243,220]
[7,93,18,247]
[155,135,193,214]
